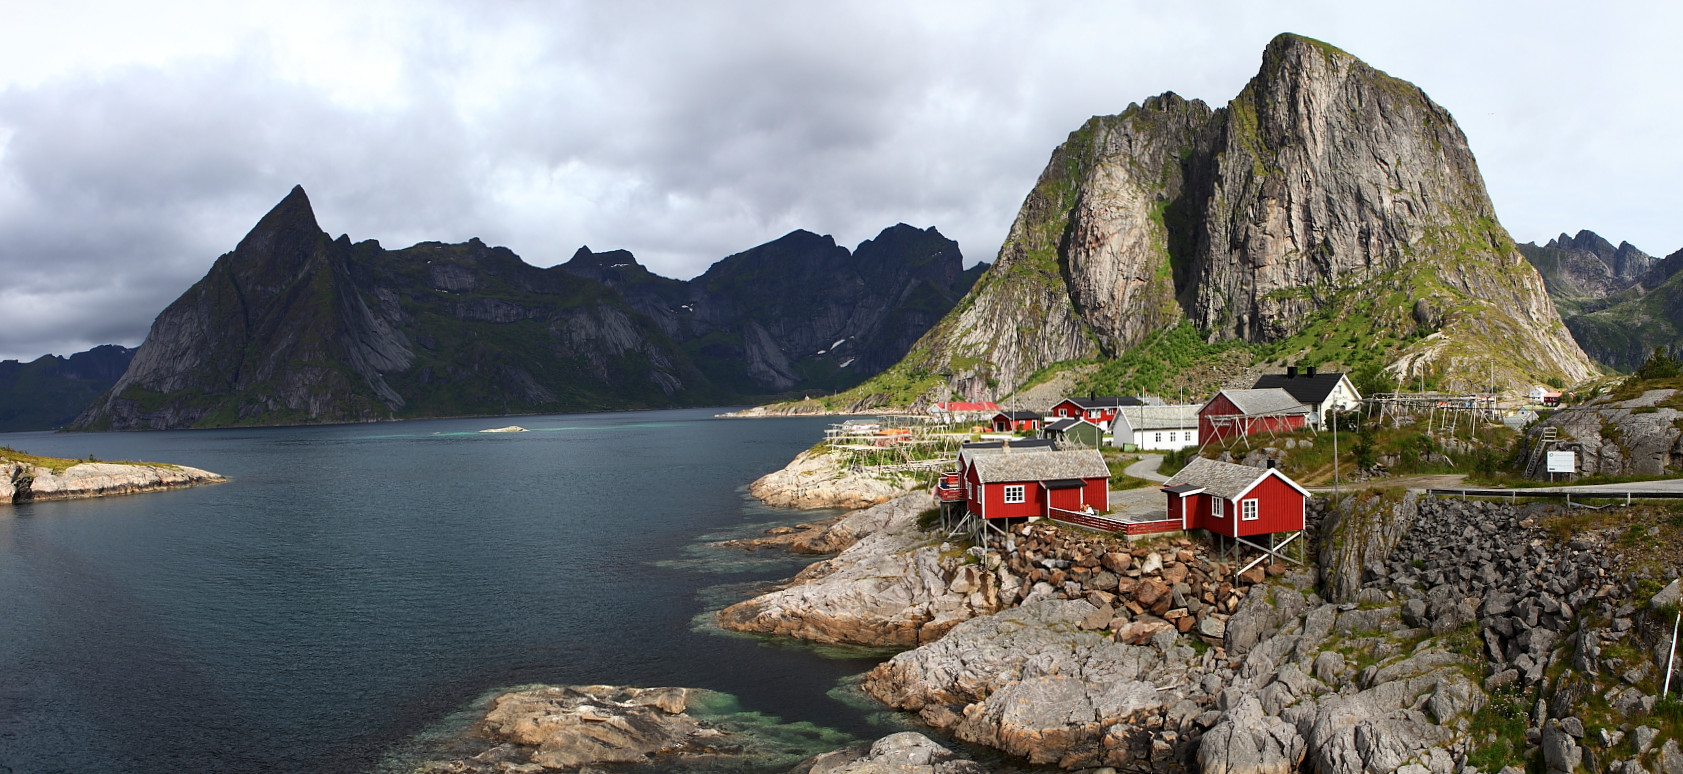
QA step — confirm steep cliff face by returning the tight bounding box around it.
[846,33,1595,407]
[75,188,974,429]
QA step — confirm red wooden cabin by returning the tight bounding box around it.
[964,449,1110,521]
[1160,456,1308,538]
[1197,389,1310,443]
[991,411,1043,432]
[1048,396,1142,431]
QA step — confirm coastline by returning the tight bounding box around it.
[708,444,1683,774]
[1,457,225,503]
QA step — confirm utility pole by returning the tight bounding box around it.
[1332,408,1340,503]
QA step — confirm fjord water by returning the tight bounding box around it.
[0,409,886,773]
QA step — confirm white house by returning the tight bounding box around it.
[1111,404,1201,451]
[1251,367,1361,427]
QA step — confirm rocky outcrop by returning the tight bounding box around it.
[716,503,995,647]
[1526,389,1683,477]
[74,188,976,430]
[748,448,921,510]
[846,33,1594,409]
[2,459,224,503]
[414,685,983,773]
[794,732,986,774]
[1318,490,1420,603]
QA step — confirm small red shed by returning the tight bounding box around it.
[992,410,1044,432]
[965,449,1110,521]
[1160,456,1308,538]
[1198,389,1310,443]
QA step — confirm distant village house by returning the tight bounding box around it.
[1250,366,1361,427]
[991,410,1043,433]
[1047,396,1144,432]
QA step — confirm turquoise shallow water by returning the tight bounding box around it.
[0,409,890,773]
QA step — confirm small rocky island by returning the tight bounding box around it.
[0,446,224,503]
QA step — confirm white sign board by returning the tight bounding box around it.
[1546,451,1576,473]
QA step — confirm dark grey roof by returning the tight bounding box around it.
[1252,372,1354,404]
[959,439,1056,468]
[962,439,1056,451]
[1208,389,1310,417]
[1163,483,1203,494]
[970,449,1110,484]
[995,410,1043,421]
[1062,396,1144,409]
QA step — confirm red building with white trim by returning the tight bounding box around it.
[963,449,1110,521]
[1048,396,1143,431]
[1160,456,1307,538]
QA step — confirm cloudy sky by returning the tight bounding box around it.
[1,1,1677,361]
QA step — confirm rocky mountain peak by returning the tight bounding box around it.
[839,33,1594,409]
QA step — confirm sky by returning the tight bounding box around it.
[1,1,1678,362]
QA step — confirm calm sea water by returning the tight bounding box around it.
[0,409,897,774]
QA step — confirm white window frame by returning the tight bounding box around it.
[1154,432,1162,443]
[1242,498,1259,521]
[1212,498,1224,519]
[1003,485,1026,504]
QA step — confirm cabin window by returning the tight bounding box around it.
[1004,485,1026,504]
[1154,432,1162,443]
[1242,499,1259,521]
[1212,498,1224,518]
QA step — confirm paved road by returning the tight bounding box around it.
[1124,454,1170,482]
[1429,478,1683,497]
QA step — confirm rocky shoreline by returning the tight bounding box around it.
[747,448,922,510]
[410,683,990,774]
[710,473,1683,774]
[409,454,1683,773]
[1,458,225,503]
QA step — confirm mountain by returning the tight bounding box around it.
[73,187,975,430]
[1517,230,1659,315]
[1552,245,1683,371]
[837,33,1595,409]
[563,226,984,396]
[0,345,135,432]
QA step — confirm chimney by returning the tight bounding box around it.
[1266,459,1277,469]
[1306,366,1317,378]
[1286,365,1298,378]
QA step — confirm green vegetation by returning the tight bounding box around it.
[1074,322,1256,399]
[1466,689,1530,772]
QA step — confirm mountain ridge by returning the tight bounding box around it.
[73,187,977,430]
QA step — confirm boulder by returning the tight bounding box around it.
[799,732,987,774]
[1198,694,1306,774]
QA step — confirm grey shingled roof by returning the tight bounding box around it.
[1209,388,1310,417]
[1161,456,1269,500]
[1116,405,1199,431]
[970,449,1110,484]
